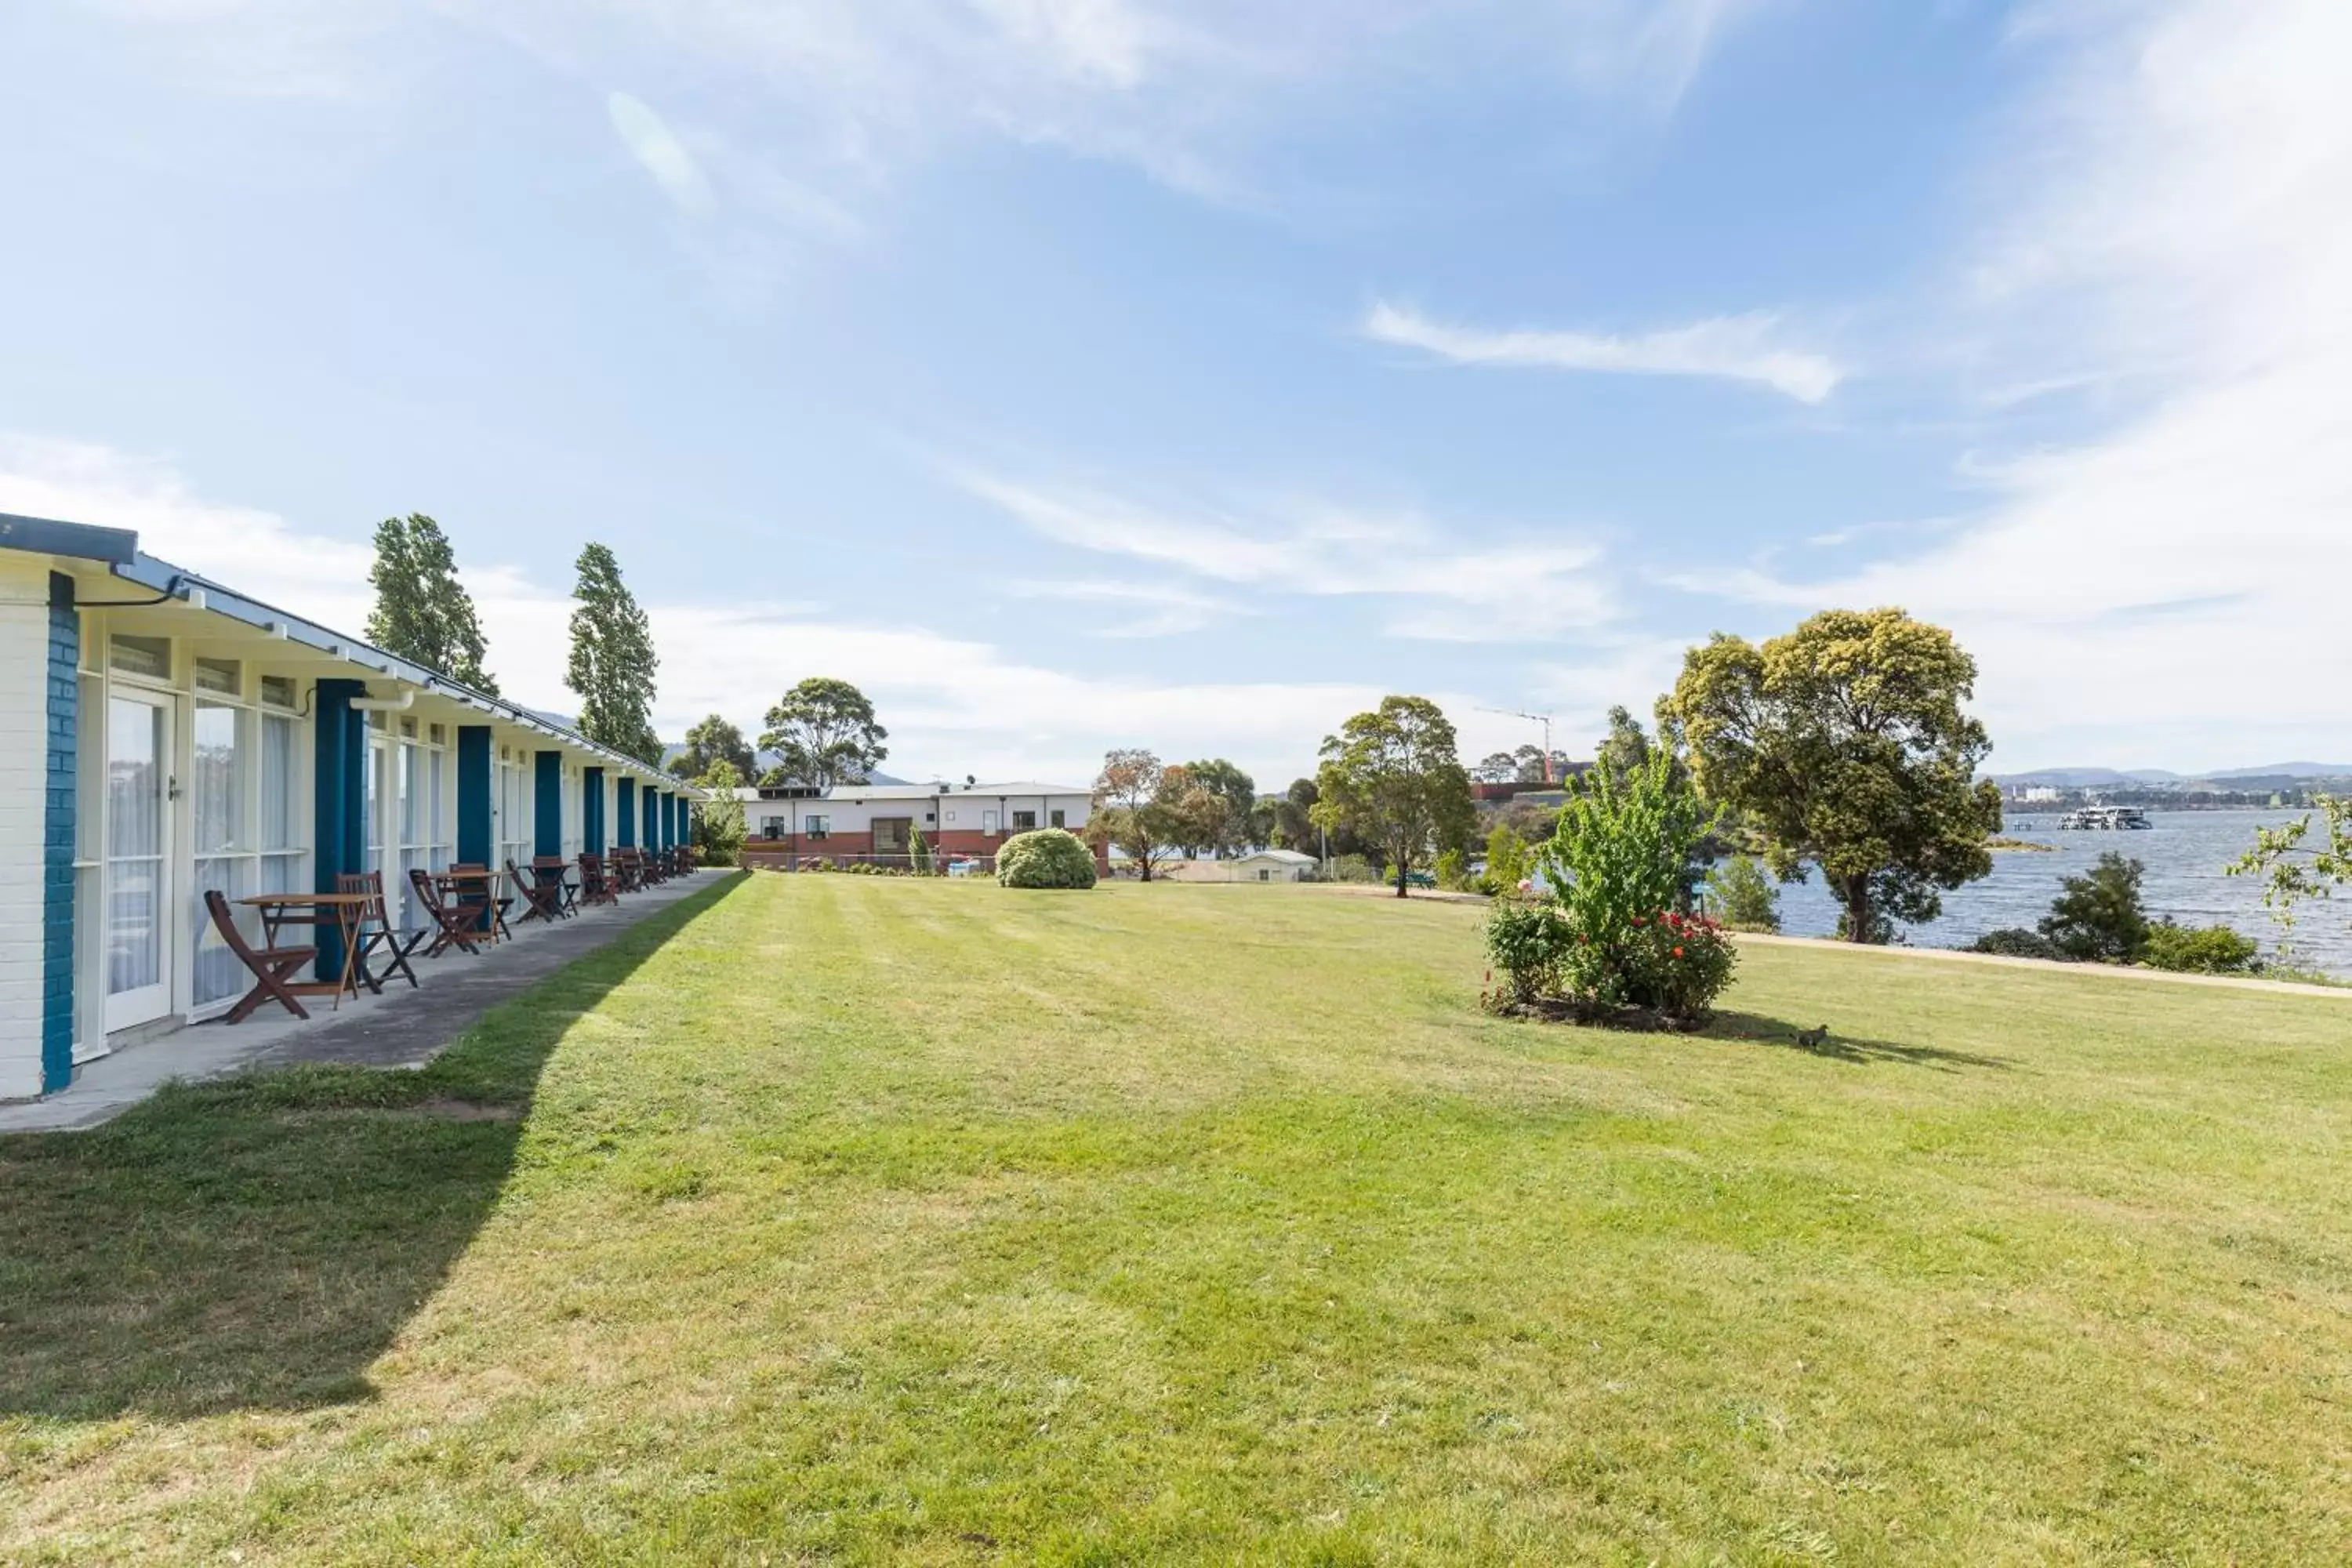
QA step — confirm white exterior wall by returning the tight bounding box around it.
[0,557,53,1098]
[743,788,1093,844]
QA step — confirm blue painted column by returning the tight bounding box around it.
[660,791,674,852]
[40,573,78,1093]
[582,767,604,854]
[457,727,492,867]
[616,776,637,848]
[534,751,563,858]
[641,786,655,853]
[456,727,494,931]
[313,678,368,981]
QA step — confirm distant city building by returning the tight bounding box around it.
[732,779,1098,869]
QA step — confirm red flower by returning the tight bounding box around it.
[1673,945,1685,957]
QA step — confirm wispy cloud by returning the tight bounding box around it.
[0,433,1457,785]
[1004,577,1245,637]
[85,0,1768,218]
[959,471,1613,641]
[607,92,717,216]
[1685,0,2352,770]
[1363,300,1844,404]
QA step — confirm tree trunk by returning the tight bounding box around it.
[1395,857,1410,898]
[1841,874,1871,942]
[1138,858,1153,883]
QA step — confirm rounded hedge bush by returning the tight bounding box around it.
[996,829,1098,889]
[1967,927,2070,962]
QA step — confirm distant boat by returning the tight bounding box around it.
[2056,806,2152,829]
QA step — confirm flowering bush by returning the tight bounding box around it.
[1586,908,1737,1018]
[1483,750,1737,1027]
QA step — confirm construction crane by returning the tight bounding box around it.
[1475,706,1557,783]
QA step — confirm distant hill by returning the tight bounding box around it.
[1991,767,2183,788]
[1993,762,2352,789]
[2204,762,2352,781]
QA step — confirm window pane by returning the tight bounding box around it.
[401,744,421,844]
[193,856,252,1007]
[194,656,240,695]
[193,701,243,855]
[261,714,296,849]
[108,634,170,679]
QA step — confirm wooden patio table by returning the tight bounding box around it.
[236,891,371,1011]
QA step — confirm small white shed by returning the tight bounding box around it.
[1227,849,1318,883]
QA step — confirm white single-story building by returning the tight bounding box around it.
[0,511,702,1102]
[1225,848,1319,883]
[735,780,1099,868]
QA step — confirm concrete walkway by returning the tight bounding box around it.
[1733,929,2352,999]
[0,869,735,1134]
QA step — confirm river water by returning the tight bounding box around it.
[1765,810,2352,978]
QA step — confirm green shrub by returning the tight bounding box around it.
[1434,848,1475,891]
[2141,922,2259,975]
[1483,901,1570,1004]
[1706,855,1780,933]
[1480,823,1533,896]
[996,829,1099,889]
[1968,927,2069,961]
[1529,750,1735,1022]
[2040,851,2150,961]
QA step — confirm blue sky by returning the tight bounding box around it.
[3,0,2345,786]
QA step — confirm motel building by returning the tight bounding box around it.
[735,780,1102,870]
[0,512,703,1103]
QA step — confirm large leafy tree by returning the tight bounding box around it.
[1179,758,1257,859]
[564,542,662,766]
[1592,705,1653,786]
[670,713,755,782]
[758,677,887,791]
[1312,695,1477,898]
[1087,747,1178,880]
[1662,607,2003,943]
[691,759,749,865]
[365,513,499,693]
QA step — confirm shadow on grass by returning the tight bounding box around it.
[1707,1010,2013,1073]
[0,873,744,1423]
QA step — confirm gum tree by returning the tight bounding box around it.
[759,678,887,790]
[1312,695,1476,898]
[1662,608,2002,943]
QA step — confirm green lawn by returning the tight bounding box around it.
[5,873,2350,1563]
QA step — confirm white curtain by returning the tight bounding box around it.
[191,702,247,1007]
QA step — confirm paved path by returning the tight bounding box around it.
[0,871,737,1134]
[1733,930,2352,999]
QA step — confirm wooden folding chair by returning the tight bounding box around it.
[206,889,318,1022]
[411,868,485,956]
[338,869,424,990]
[508,858,565,924]
[613,848,643,893]
[576,853,616,907]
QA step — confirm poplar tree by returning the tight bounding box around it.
[564,542,662,765]
[365,513,499,693]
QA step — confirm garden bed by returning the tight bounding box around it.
[1489,994,1712,1033]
